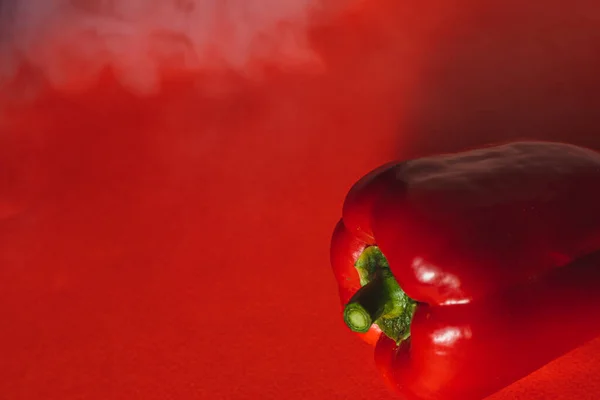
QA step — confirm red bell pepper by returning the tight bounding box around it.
[330,141,600,399]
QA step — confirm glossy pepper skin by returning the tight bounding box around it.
[374,249,600,399]
[331,141,600,399]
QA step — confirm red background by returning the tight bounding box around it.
[1,1,600,399]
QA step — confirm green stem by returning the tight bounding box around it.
[344,274,391,333]
[344,246,417,343]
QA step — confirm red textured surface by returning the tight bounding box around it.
[2,2,600,399]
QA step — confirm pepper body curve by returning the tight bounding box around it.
[342,141,600,305]
[331,141,600,399]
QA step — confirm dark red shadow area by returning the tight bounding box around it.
[1,1,599,399]
[398,0,600,156]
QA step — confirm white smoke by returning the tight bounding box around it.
[0,0,339,97]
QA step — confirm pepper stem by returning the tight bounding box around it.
[344,246,417,343]
[344,273,391,333]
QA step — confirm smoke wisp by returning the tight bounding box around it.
[0,0,344,96]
